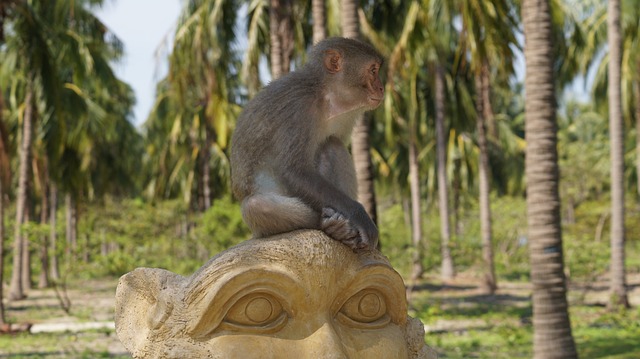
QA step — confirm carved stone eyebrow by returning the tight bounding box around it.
[185,268,301,339]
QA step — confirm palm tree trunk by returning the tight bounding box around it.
[9,80,34,301]
[312,0,326,44]
[523,0,578,357]
[65,193,77,256]
[202,127,212,211]
[475,69,497,294]
[436,65,455,280]
[453,158,463,237]
[482,62,498,140]
[21,202,31,292]
[38,166,50,288]
[50,183,60,281]
[0,178,6,325]
[409,138,423,280]
[269,0,293,79]
[269,0,283,79]
[341,0,378,225]
[340,0,358,39]
[352,114,378,224]
[0,92,6,325]
[607,0,629,308]
[635,62,640,197]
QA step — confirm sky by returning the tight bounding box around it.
[95,0,181,127]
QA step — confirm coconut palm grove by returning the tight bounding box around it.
[0,0,639,357]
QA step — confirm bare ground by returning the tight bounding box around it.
[1,278,128,358]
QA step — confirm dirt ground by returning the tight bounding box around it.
[1,278,128,358]
[415,271,640,306]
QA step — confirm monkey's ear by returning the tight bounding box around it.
[324,49,342,74]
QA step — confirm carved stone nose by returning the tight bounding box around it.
[304,322,349,359]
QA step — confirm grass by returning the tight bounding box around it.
[411,280,640,359]
[430,327,532,358]
[2,277,639,359]
[425,307,640,358]
[574,306,640,359]
[0,330,130,358]
[6,308,637,359]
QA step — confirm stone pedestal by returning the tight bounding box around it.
[115,230,436,358]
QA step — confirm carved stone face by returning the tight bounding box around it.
[115,231,426,359]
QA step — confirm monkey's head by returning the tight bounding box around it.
[310,37,385,112]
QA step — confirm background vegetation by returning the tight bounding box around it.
[0,0,639,357]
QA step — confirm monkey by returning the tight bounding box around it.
[230,37,384,251]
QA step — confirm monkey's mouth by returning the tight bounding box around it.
[368,97,383,107]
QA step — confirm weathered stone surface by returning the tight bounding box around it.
[115,230,436,358]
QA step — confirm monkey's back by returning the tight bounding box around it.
[230,70,323,200]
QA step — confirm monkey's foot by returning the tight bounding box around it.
[321,207,367,251]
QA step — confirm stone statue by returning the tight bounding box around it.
[115,230,436,358]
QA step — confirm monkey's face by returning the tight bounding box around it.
[363,61,384,109]
[322,47,384,115]
[340,58,384,111]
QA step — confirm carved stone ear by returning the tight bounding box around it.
[115,267,182,357]
[324,49,342,73]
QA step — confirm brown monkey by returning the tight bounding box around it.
[230,37,384,251]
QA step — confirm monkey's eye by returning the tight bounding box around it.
[221,292,288,333]
[337,289,390,329]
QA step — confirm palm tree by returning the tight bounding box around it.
[36,158,50,288]
[0,185,5,327]
[0,89,8,326]
[636,68,640,196]
[170,0,240,211]
[312,0,326,44]
[422,1,458,281]
[341,0,378,226]
[49,183,60,281]
[435,64,455,281]
[145,0,240,210]
[359,0,424,276]
[579,0,639,198]
[522,0,578,357]
[2,0,61,300]
[243,0,311,93]
[455,0,518,293]
[3,0,134,296]
[607,0,629,309]
[0,4,10,318]
[408,137,423,279]
[9,77,35,300]
[269,0,294,79]
[474,66,496,292]
[408,64,423,281]
[242,0,270,97]
[621,0,640,198]
[551,0,633,308]
[360,0,474,279]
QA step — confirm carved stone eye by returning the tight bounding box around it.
[221,293,288,333]
[337,289,390,329]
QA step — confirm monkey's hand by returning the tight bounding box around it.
[321,207,379,251]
